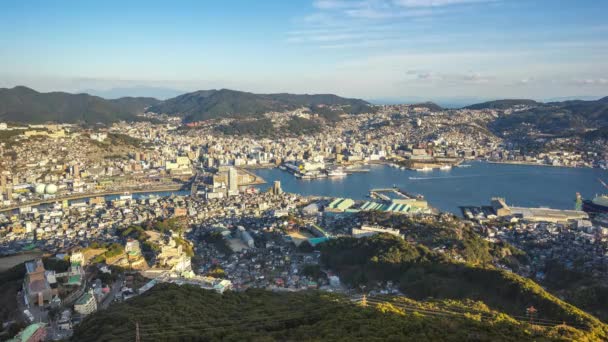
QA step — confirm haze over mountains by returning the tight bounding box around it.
[147,88,374,123]
[0,86,160,124]
[1,86,607,135]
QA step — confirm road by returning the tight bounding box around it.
[99,277,124,310]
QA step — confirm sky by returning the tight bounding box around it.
[0,0,607,102]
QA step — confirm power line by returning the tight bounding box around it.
[360,297,587,329]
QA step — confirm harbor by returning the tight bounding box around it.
[254,161,608,215]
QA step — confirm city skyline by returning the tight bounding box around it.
[1,0,607,101]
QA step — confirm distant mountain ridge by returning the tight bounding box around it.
[0,86,160,124]
[410,101,443,112]
[475,97,608,135]
[464,99,539,110]
[147,88,374,122]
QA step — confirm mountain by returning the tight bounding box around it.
[488,97,608,135]
[464,99,539,110]
[0,86,160,124]
[82,86,185,100]
[410,101,443,112]
[544,96,604,102]
[147,89,374,122]
[320,234,607,340]
[72,283,597,341]
[108,97,161,114]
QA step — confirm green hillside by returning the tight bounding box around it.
[464,99,539,110]
[72,283,589,341]
[319,234,607,340]
[462,97,608,135]
[0,86,160,124]
[411,101,444,112]
[147,88,374,122]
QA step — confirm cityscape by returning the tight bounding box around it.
[1,0,608,341]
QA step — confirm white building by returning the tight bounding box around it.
[74,291,97,316]
[228,167,238,196]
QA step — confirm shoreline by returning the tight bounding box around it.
[485,160,597,169]
[0,185,187,213]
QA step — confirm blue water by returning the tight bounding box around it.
[253,162,608,214]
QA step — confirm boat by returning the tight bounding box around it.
[583,195,608,214]
[439,165,452,170]
[583,179,608,213]
[119,192,132,200]
[327,169,347,177]
[416,167,433,172]
[278,165,287,171]
[457,164,472,168]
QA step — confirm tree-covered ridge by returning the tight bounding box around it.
[319,234,608,340]
[216,117,324,137]
[478,97,608,135]
[359,212,527,268]
[0,86,160,124]
[72,283,585,341]
[147,88,374,122]
[215,118,277,137]
[464,99,540,110]
[410,101,444,112]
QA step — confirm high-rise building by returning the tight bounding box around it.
[228,167,238,195]
[5,184,12,202]
[273,180,282,195]
[0,172,6,192]
[73,164,80,179]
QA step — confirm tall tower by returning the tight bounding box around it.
[273,181,282,195]
[5,184,12,202]
[0,172,6,193]
[228,167,238,195]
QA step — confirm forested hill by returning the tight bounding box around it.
[146,88,375,122]
[464,99,539,110]
[486,97,608,135]
[410,101,443,112]
[319,234,608,340]
[0,86,160,124]
[72,283,593,341]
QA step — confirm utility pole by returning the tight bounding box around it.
[135,322,140,342]
[526,306,537,325]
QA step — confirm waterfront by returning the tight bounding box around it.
[254,161,608,214]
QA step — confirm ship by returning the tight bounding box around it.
[583,195,608,213]
[439,165,452,171]
[582,179,608,213]
[327,169,347,177]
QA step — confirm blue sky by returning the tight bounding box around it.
[0,0,607,101]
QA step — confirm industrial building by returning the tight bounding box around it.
[352,225,403,239]
[489,197,589,223]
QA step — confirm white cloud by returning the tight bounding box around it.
[294,0,496,49]
[393,0,496,8]
[573,78,608,85]
[406,69,494,83]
